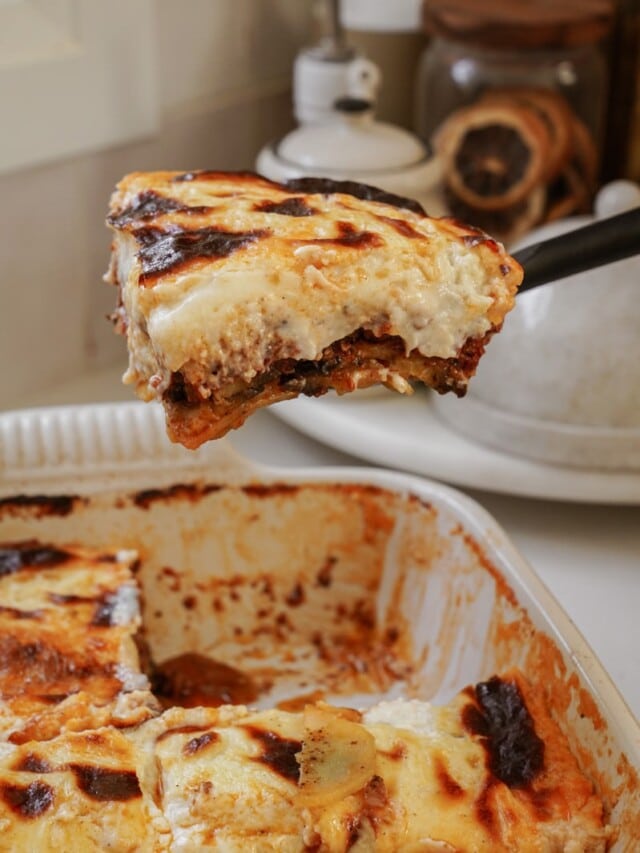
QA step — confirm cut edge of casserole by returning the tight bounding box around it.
[0,541,159,745]
[106,171,523,448]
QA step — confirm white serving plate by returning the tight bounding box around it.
[433,256,640,472]
[0,402,638,847]
[434,184,640,471]
[273,390,640,504]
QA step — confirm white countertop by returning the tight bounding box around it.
[7,366,640,720]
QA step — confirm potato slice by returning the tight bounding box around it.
[297,704,377,807]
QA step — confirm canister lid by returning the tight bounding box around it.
[421,0,614,50]
[277,104,429,171]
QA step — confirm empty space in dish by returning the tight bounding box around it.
[0,402,638,846]
[0,480,510,711]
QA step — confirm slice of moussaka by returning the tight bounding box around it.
[0,542,158,745]
[0,671,610,851]
[106,171,522,448]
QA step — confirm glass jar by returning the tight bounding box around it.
[414,0,614,242]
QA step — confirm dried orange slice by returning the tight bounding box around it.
[435,102,550,211]
[480,88,574,182]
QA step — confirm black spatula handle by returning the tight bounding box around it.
[513,206,640,293]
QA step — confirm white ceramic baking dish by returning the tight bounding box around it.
[0,402,638,848]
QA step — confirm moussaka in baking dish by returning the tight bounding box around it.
[0,541,610,851]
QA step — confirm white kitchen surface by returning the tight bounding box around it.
[8,365,640,720]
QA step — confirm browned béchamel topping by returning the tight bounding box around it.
[106,170,522,446]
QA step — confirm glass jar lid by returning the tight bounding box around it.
[421,0,614,50]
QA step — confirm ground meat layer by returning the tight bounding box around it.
[162,329,495,449]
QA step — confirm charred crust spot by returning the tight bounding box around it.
[135,482,224,506]
[70,765,141,802]
[245,726,301,783]
[311,220,384,250]
[48,592,95,606]
[475,780,498,836]
[0,542,73,577]
[108,190,210,227]
[242,484,300,499]
[0,494,79,518]
[51,582,134,619]
[156,724,214,744]
[500,263,512,276]
[435,755,464,799]
[461,703,488,737]
[31,693,70,706]
[1,780,54,818]
[465,676,545,788]
[183,731,220,756]
[167,170,426,213]
[376,215,423,239]
[133,483,205,509]
[285,176,426,216]
[135,225,269,284]
[255,197,317,217]
[13,754,54,774]
[338,221,384,249]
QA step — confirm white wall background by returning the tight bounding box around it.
[0,0,313,409]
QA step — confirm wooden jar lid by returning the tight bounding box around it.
[421,0,614,50]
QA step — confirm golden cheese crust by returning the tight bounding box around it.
[0,675,608,851]
[0,542,158,745]
[106,171,522,447]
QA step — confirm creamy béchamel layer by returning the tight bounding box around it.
[106,171,522,446]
